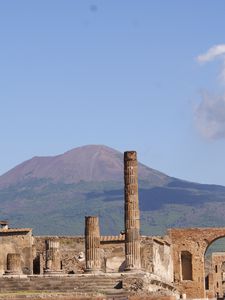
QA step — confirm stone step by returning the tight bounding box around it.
[0,276,125,294]
[0,279,123,285]
[0,284,123,291]
[11,279,122,282]
[0,285,122,290]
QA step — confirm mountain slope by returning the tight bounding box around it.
[0,145,225,236]
[0,145,170,188]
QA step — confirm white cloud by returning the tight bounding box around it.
[195,44,225,140]
[221,60,225,83]
[195,92,225,140]
[197,44,225,63]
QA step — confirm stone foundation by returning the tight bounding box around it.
[0,272,178,299]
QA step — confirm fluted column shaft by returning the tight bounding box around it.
[85,216,101,272]
[124,151,141,271]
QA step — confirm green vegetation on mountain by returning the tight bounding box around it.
[1,145,225,235]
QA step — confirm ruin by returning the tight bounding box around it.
[44,239,62,274]
[0,150,224,299]
[206,252,225,298]
[169,227,225,298]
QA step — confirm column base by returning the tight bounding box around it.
[84,268,103,274]
[4,270,22,276]
[124,267,142,273]
[44,269,64,275]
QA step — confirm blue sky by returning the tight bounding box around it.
[1,0,225,185]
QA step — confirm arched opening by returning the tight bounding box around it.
[181,250,192,280]
[204,237,225,299]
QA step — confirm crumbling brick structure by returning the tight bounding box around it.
[169,227,225,298]
[206,252,225,298]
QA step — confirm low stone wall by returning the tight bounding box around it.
[33,235,172,277]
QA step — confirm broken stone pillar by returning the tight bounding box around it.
[44,240,62,274]
[5,253,22,275]
[124,151,141,271]
[85,216,101,273]
[0,220,8,230]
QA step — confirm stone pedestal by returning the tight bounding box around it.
[85,216,102,273]
[4,253,22,275]
[44,240,62,274]
[124,151,141,271]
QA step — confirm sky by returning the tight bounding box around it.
[1,0,225,185]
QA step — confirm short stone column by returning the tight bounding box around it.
[44,240,62,274]
[85,216,102,273]
[124,151,141,271]
[5,253,22,275]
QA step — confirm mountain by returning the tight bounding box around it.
[0,145,170,188]
[1,145,225,236]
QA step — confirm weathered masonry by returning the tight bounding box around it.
[206,252,225,298]
[169,227,225,298]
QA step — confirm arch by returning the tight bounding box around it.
[204,234,225,256]
[169,227,225,299]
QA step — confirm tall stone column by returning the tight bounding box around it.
[85,216,101,273]
[124,151,141,271]
[44,240,62,274]
[5,253,22,275]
